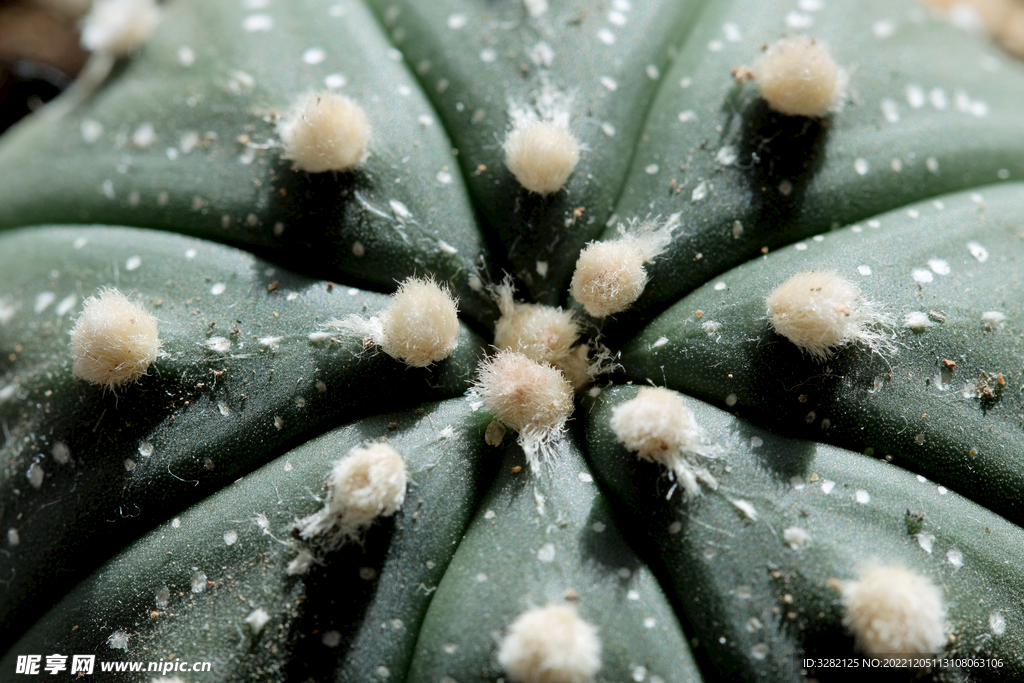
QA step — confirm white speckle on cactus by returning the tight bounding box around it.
[131,123,155,149]
[27,463,44,489]
[223,530,238,546]
[81,0,161,56]
[821,480,835,494]
[473,350,573,472]
[611,387,719,499]
[881,98,900,123]
[287,549,318,575]
[7,528,18,547]
[243,13,273,32]
[55,294,77,316]
[989,611,1006,636]
[81,118,103,143]
[278,92,371,173]
[911,268,932,283]
[35,291,56,314]
[51,441,71,464]
[904,312,932,332]
[296,443,408,549]
[691,181,708,202]
[832,565,947,655]
[946,548,963,570]
[107,629,130,650]
[916,533,935,553]
[259,336,283,350]
[191,570,207,593]
[203,337,231,354]
[71,288,161,389]
[783,527,810,550]
[731,499,758,521]
[855,490,870,504]
[570,217,674,318]
[155,586,169,609]
[176,44,194,67]
[246,608,271,634]
[303,47,326,65]
[497,605,601,683]
[766,270,892,360]
[982,311,1006,330]
[537,543,556,562]
[967,240,989,262]
[210,283,226,295]
[873,19,896,39]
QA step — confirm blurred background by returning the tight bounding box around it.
[0,0,1021,136]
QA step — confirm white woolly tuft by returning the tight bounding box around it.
[378,276,459,366]
[473,349,573,472]
[331,276,459,368]
[766,270,892,360]
[81,0,162,56]
[610,387,718,499]
[70,288,161,390]
[750,35,847,117]
[296,443,407,550]
[278,91,371,173]
[836,564,948,656]
[497,605,602,683]
[503,82,579,195]
[570,217,675,317]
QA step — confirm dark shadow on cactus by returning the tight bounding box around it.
[492,177,595,308]
[734,96,830,239]
[282,515,398,683]
[259,165,502,331]
[740,328,890,449]
[729,420,815,483]
[578,495,642,579]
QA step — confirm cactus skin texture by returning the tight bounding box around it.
[1,0,1024,681]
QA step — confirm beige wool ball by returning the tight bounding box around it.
[503,120,580,196]
[473,350,574,471]
[610,387,718,499]
[497,605,601,683]
[296,443,408,549]
[278,92,372,173]
[378,276,460,367]
[766,270,885,360]
[752,36,847,117]
[70,288,161,390]
[837,565,948,655]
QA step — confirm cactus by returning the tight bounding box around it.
[2,0,1024,681]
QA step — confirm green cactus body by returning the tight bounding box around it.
[1,0,1023,681]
